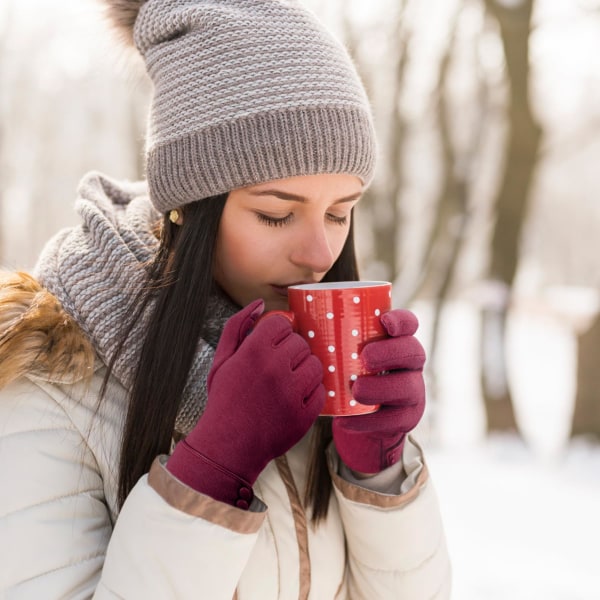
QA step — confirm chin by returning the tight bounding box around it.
[264,297,290,313]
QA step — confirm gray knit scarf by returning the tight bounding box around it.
[34,172,238,436]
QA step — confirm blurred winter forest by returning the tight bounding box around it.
[2,0,600,596]
[2,0,598,447]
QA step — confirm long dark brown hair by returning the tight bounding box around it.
[108,195,359,523]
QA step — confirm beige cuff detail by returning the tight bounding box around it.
[148,456,266,534]
[327,437,429,509]
[274,456,311,600]
[338,460,405,495]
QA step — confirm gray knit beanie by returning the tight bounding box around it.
[112,0,377,213]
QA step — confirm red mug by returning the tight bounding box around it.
[271,281,392,416]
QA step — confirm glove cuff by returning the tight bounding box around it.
[167,440,255,509]
[336,432,406,474]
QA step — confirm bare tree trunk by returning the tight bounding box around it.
[481,0,542,433]
[341,2,409,281]
[0,104,4,265]
[371,15,410,280]
[410,7,463,307]
[571,313,600,439]
[0,2,12,265]
[406,7,466,403]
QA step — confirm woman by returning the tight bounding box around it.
[0,0,451,598]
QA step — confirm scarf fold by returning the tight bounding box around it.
[34,171,238,436]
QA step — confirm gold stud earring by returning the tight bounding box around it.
[169,209,180,224]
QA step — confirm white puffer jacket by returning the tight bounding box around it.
[0,277,451,599]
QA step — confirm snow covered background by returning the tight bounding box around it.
[416,300,600,600]
[429,437,600,599]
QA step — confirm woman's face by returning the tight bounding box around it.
[214,173,363,311]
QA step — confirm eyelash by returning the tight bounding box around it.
[255,213,349,227]
[256,213,293,227]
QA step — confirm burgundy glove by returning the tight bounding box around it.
[167,299,325,508]
[332,309,426,475]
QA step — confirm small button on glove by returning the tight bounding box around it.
[167,299,326,508]
[332,309,426,475]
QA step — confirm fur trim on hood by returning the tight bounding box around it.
[0,271,95,389]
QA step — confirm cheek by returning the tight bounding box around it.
[216,229,247,278]
[216,219,271,281]
[330,227,350,262]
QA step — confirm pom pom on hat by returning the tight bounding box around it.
[103,0,148,47]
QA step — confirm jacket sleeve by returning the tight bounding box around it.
[0,378,265,599]
[96,457,266,599]
[328,436,452,600]
[0,377,111,598]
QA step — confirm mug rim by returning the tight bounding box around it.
[288,281,391,291]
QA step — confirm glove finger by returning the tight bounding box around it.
[302,380,326,414]
[246,316,324,398]
[361,335,426,372]
[293,354,324,399]
[380,309,418,337]
[256,317,321,372]
[286,335,313,371]
[259,322,312,364]
[352,370,425,406]
[211,299,264,373]
[334,402,424,435]
[251,312,296,347]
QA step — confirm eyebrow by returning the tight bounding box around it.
[248,190,362,204]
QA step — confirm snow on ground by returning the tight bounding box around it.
[428,437,600,600]
[415,300,600,600]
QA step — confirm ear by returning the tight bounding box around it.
[169,209,184,226]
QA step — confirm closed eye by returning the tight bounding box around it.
[255,212,294,227]
[255,212,349,227]
[327,213,348,226]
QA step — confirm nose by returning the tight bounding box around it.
[289,223,335,274]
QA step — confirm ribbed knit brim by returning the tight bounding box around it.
[134,0,377,212]
[147,106,375,210]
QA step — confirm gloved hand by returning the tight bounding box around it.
[332,309,426,475]
[167,299,325,508]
